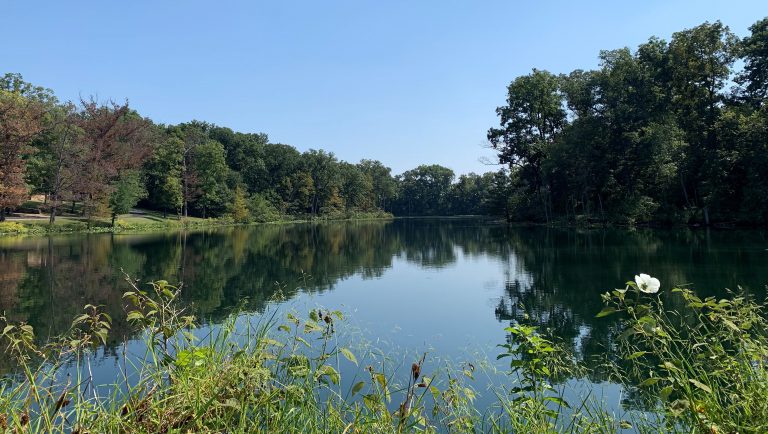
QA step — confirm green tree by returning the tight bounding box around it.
[668,21,738,223]
[359,159,396,211]
[487,69,566,222]
[109,170,147,226]
[339,162,373,211]
[144,131,183,218]
[302,150,341,216]
[394,164,454,216]
[738,17,768,103]
[209,126,268,193]
[193,139,230,218]
[229,186,250,223]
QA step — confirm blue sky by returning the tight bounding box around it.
[2,1,766,175]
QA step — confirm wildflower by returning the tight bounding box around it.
[635,273,660,294]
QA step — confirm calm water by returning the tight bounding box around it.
[1,219,767,414]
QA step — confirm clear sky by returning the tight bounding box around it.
[2,1,766,175]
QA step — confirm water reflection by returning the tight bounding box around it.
[0,220,766,378]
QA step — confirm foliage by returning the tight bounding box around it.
[108,170,147,226]
[392,164,455,216]
[0,222,28,235]
[488,18,768,226]
[0,268,767,432]
[4,16,768,226]
[228,186,250,223]
[599,276,768,433]
[0,88,46,221]
[248,192,281,223]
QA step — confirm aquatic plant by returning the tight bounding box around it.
[0,273,765,433]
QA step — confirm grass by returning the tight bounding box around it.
[0,275,765,433]
[0,208,395,237]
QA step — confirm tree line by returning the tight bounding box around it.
[2,17,766,226]
[1,72,513,224]
[488,18,768,225]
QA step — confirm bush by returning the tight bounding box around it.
[248,194,281,223]
[0,222,28,234]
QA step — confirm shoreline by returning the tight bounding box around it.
[0,212,395,238]
[2,213,766,238]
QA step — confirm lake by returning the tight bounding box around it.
[1,218,767,416]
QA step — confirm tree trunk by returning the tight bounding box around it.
[598,193,605,224]
[703,205,710,226]
[49,202,57,225]
[111,213,116,227]
[182,157,190,219]
[680,174,692,208]
[0,208,5,222]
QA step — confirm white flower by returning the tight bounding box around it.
[635,273,660,294]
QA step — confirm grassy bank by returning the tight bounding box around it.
[0,275,765,433]
[0,210,394,237]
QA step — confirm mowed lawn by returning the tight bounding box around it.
[6,202,210,231]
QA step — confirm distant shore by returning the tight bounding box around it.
[0,211,394,237]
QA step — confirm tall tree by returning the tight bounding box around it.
[359,159,396,211]
[738,17,768,103]
[302,150,341,215]
[394,164,454,216]
[72,99,154,220]
[175,121,209,218]
[28,103,83,224]
[487,69,566,222]
[144,131,183,218]
[668,21,737,223]
[108,170,147,226]
[0,89,46,221]
[193,139,230,218]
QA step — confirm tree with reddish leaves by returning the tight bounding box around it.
[71,98,155,221]
[0,89,47,221]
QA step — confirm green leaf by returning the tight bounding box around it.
[660,385,674,400]
[626,351,648,360]
[722,319,740,332]
[127,311,145,322]
[340,347,357,365]
[363,394,378,410]
[262,338,284,348]
[639,377,660,387]
[316,365,340,385]
[351,381,365,396]
[688,379,712,393]
[72,314,90,326]
[543,396,570,408]
[595,306,619,318]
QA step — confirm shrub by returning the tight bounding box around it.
[0,222,28,234]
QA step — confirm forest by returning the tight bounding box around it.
[1,17,767,226]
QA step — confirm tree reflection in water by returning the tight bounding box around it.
[0,221,766,381]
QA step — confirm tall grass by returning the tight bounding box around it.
[0,274,765,433]
[599,280,768,433]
